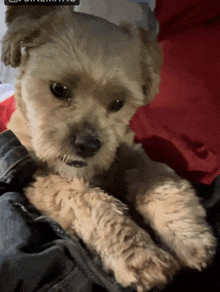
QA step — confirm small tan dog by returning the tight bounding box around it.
[2,6,216,292]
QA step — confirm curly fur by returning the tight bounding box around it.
[2,6,216,291]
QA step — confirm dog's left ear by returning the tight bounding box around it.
[139,27,163,104]
[120,22,162,104]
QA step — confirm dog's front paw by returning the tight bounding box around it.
[109,245,179,292]
[174,223,216,271]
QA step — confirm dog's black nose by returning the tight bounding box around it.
[74,134,102,158]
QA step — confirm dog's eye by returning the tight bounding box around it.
[108,100,125,112]
[50,82,70,100]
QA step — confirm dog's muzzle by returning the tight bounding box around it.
[73,133,102,158]
[66,133,102,168]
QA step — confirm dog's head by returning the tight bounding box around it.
[2,6,162,179]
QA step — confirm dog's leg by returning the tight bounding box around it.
[25,172,179,292]
[127,156,216,271]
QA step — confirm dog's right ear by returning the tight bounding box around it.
[5,6,59,24]
[1,6,72,68]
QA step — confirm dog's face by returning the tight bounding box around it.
[2,7,161,179]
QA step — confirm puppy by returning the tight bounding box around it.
[2,6,216,292]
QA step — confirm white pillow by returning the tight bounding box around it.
[0,84,15,102]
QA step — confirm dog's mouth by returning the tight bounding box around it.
[66,160,88,168]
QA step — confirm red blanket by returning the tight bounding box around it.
[130,0,220,184]
[0,95,15,133]
[1,0,220,184]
